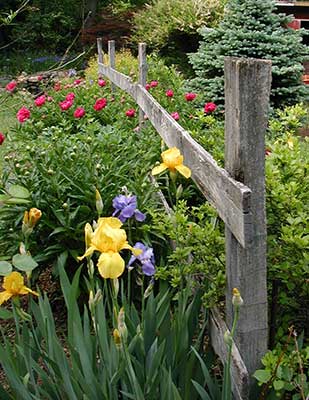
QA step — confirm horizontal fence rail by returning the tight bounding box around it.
[97,38,271,400]
[98,41,252,248]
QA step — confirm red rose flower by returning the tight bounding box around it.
[6,81,17,92]
[204,102,217,113]
[185,92,197,101]
[17,107,31,123]
[59,100,73,111]
[126,109,135,117]
[145,83,151,91]
[0,133,5,145]
[98,79,106,87]
[171,112,180,121]
[34,95,46,107]
[73,107,85,118]
[93,98,107,111]
[37,75,43,81]
[74,79,82,86]
[65,92,75,102]
[166,89,174,98]
[150,81,158,88]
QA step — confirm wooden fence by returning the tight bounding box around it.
[97,38,272,399]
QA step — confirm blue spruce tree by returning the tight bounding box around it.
[188,0,308,108]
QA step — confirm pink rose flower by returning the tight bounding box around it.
[17,107,31,123]
[204,102,217,113]
[65,92,75,102]
[166,89,174,98]
[93,98,107,111]
[47,96,53,102]
[185,92,197,101]
[98,79,106,87]
[37,75,43,81]
[74,79,82,86]
[0,133,5,145]
[73,107,85,118]
[34,95,46,107]
[59,100,73,111]
[126,109,136,118]
[6,81,17,92]
[145,83,151,91]
[150,81,158,88]
[171,112,180,121]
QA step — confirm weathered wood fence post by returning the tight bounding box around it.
[96,41,273,398]
[224,58,272,385]
[108,40,116,92]
[138,43,147,129]
[97,37,103,64]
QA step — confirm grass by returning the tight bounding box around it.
[0,92,19,133]
[0,91,20,168]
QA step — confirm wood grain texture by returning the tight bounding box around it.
[97,38,103,64]
[108,40,116,92]
[210,307,249,400]
[224,57,271,379]
[138,43,147,129]
[97,62,253,245]
[134,84,252,247]
[98,63,136,97]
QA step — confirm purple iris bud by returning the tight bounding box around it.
[112,194,146,223]
[128,242,156,276]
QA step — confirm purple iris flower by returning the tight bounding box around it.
[112,194,146,223]
[128,242,156,276]
[68,68,77,77]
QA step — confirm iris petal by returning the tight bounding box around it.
[22,286,39,296]
[134,210,146,222]
[97,252,125,279]
[77,245,96,261]
[151,164,168,175]
[0,291,12,306]
[175,165,191,179]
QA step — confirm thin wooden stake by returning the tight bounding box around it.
[97,37,103,64]
[224,57,272,384]
[108,40,116,92]
[138,43,147,130]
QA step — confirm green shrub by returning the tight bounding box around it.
[253,331,309,398]
[188,0,308,108]
[131,0,225,72]
[132,0,225,49]
[148,200,225,307]
[265,131,309,340]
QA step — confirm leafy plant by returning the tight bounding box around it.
[0,252,220,399]
[254,329,309,399]
[132,0,225,50]
[147,200,225,307]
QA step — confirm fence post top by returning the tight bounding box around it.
[224,56,272,67]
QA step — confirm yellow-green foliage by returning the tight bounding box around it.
[132,0,226,49]
[85,49,139,81]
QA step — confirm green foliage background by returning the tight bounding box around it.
[188,0,309,108]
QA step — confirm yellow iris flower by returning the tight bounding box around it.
[23,208,42,228]
[78,217,141,279]
[151,147,191,179]
[0,271,39,305]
